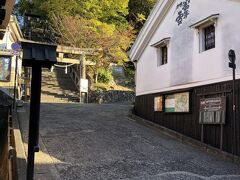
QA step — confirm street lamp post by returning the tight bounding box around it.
[21,13,57,180]
[228,49,237,155]
[21,41,57,180]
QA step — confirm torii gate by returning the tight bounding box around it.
[57,45,97,77]
[56,45,99,102]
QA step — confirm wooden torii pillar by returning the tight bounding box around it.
[79,54,87,103]
[81,53,86,79]
[56,45,99,103]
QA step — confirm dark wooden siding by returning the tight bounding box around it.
[135,79,240,156]
[0,106,9,179]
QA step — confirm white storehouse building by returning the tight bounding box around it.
[129,0,240,156]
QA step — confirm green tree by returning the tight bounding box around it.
[15,0,136,83]
[15,0,129,26]
[51,15,134,82]
[128,0,157,31]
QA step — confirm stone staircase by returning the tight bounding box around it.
[41,68,79,103]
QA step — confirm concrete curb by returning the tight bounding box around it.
[128,113,240,164]
[12,109,27,180]
[13,105,62,180]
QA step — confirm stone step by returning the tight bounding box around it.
[41,93,78,97]
[41,88,78,93]
[41,68,79,103]
[41,94,79,103]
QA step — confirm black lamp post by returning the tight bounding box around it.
[21,12,58,179]
[21,40,57,180]
[228,49,237,155]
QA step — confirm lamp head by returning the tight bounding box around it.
[228,49,236,63]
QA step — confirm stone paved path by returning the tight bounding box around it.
[18,103,240,180]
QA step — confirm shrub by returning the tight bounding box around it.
[97,68,113,83]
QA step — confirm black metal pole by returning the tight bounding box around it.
[13,56,18,109]
[26,64,42,180]
[79,61,81,103]
[232,66,236,155]
[228,49,237,155]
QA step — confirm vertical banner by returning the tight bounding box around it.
[0,56,11,81]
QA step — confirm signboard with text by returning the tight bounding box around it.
[199,97,226,124]
[80,79,88,93]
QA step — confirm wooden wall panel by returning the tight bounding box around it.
[135,79,240,156]
[0,106,9,180]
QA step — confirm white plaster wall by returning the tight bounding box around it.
[136,0,240,96]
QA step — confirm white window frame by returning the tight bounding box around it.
[190,14,219,53]
[151,37,170,66]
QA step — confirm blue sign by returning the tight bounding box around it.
[11,42,20,51]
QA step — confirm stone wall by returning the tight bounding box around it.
[89,90,135,104]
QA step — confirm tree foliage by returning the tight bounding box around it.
[15,0,134,67]
[15,0,129,26]
[128,0,157,31]
[14,0,156,83]
[51,14,134,82]
[52,14,133,61]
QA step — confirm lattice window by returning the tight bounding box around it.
[161,46,168,65]
[204,25,215,50]
[151,38,170,66]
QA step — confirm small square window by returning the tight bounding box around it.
[204,25,215,51]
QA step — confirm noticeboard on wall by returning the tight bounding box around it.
[199,97,226,124]
[0,56,11,81]
[154,96,163,112]
[165,92,190,112]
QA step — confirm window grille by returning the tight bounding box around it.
[204,25,215,50]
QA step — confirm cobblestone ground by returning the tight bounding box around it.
[18,103,240,180]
